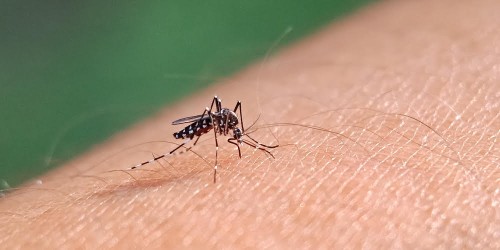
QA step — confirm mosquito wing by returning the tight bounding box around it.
[171,114,208,125]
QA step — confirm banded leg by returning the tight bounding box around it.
[216,96,222,113]
[224,111,230,136]
[196,96,219,125]
[233,101,244,134]
[131,138,191,169]
[184,135,201,153]
[211,113,220,183]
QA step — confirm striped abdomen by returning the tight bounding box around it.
[173,117,213,139]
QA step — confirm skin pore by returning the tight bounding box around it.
[0,0,498,248]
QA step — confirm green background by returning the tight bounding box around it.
[0,0,374,189]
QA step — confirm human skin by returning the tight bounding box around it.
[0,0,498,248]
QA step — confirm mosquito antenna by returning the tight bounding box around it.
[245,113,262,132]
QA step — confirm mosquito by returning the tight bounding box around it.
[131,96,278,183]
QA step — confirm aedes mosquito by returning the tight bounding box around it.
[131,96,278,183]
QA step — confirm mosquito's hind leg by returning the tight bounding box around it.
[130,138,192,169]
[184,135,201,153]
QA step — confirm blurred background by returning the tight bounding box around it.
[0,0,374,189]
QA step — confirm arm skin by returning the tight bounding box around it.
[1,0,498,248]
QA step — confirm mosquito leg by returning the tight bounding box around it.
[151,152,168,171]
[131,139,191,169]
[233,101,244,134]
[227,138,242,158]
[169,139,189,154]
[224,113,230,136]
[210,96,218,112]
[185,135,201,152]
[216,97,222,113]
[211,113,220,183]
[154,152,180,175]
[192,96,218,127]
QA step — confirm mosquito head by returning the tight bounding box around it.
[233,127,243,142]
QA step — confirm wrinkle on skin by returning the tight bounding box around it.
[1,0,499,248]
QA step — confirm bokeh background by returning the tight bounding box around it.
[0,0,374,189]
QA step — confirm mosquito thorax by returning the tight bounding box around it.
[219,108,239,128]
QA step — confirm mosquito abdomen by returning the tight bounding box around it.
[173,118,213,139]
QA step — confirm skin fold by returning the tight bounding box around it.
[0,0,498,248]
